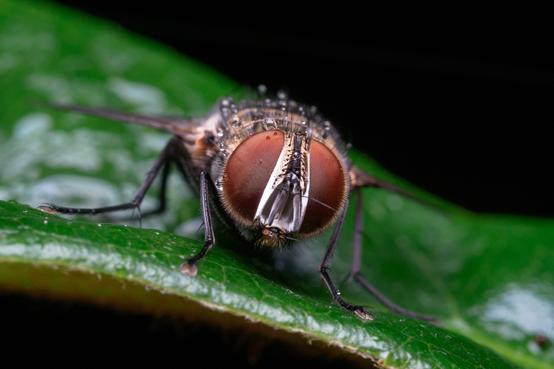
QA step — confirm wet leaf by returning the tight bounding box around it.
[0,2,552,368]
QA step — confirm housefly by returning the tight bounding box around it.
[39,89,437,323]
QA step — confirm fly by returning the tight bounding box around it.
[39,88,438,323]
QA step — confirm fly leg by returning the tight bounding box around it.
[130,162,171,219]
[320,201,373,321]
[104,162,172,223]
[349,188,439,323]
[180,171,215,277]
[39,138,177,222]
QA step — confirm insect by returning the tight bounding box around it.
[39,89,437,323]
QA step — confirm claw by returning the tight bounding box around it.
[180,261,198,277]
[353,307,374,321]
[38,203,58,214]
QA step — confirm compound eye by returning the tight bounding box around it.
[299,140,346,236]
[222,130,284,223]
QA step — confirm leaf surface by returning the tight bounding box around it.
[0,2,552,368]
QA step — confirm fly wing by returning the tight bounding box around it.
[44,103,199,138]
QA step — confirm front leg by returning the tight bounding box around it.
[180,171,215,277]
[320,201,373,321]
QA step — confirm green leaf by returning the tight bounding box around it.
[0,2,552,368]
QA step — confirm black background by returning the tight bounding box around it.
[6,4,554,367]
[49,8,554,217]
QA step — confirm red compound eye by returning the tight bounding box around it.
[222,131,346,234]
[299,140,346,236]
[222,130,284,223]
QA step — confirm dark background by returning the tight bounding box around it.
[6,4,554,367]
[51,8,554,217]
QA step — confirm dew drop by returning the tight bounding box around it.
[220,107,230,118]
[231,114,241,128]
[257,84,267,95]
[263,117,275,130]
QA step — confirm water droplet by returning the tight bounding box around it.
[97,223,102,227]
[231,115,241,128]
[277,90,287,100]
[257,84,267,95]
[263,117,275,129]
[155,231,160,236]
[218,147,228,157]
[220,107,230,118]
[43,220,48,225]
